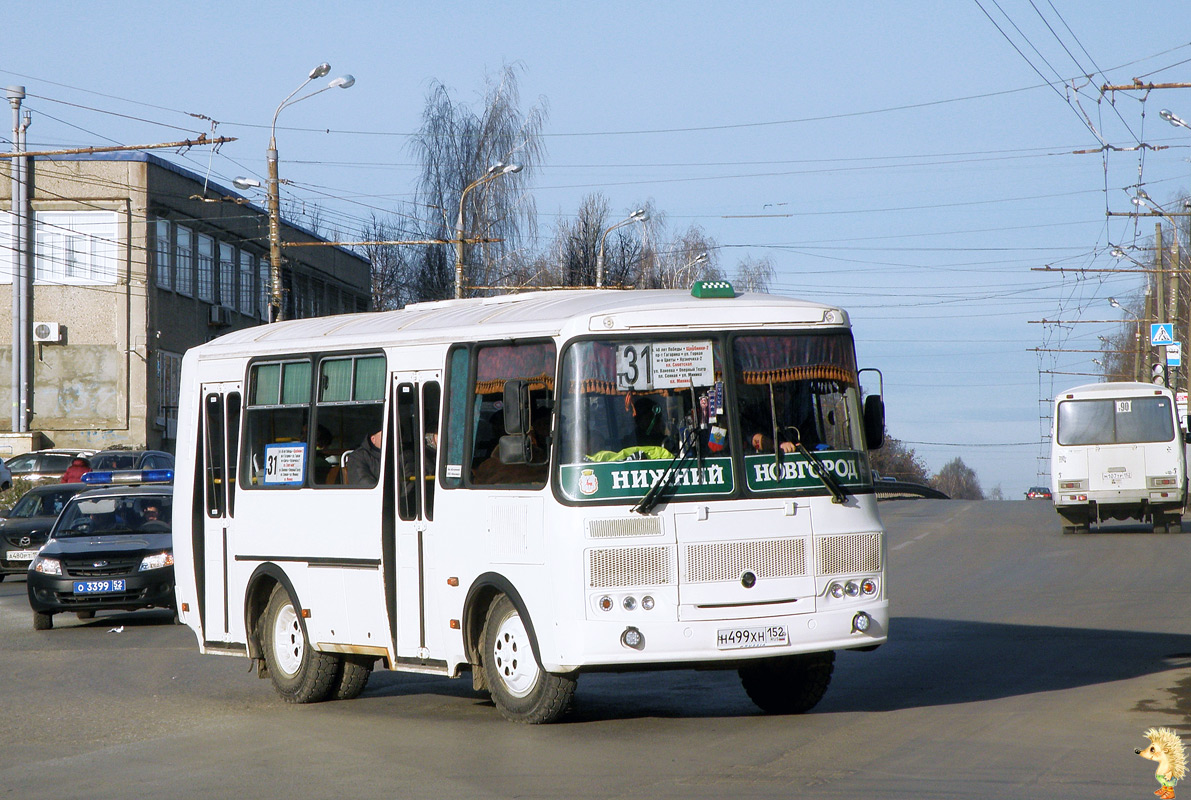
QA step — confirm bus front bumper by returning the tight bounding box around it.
[544,600,888,672]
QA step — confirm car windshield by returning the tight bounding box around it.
[9,488,80,519]
[54,494,172,537]
[91,453,140,471]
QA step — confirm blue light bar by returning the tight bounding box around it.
[81,469,174,485]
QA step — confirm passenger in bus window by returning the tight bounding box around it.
[347,430,383,485]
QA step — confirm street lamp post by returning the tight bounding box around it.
[1109,296,1147,382]
[454,162,521,299]
[262,63,354,322]
[673,251,709,288]
[595,209,648,288]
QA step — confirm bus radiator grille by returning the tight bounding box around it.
[683,539,806,583]
[815,533,882,575]
[587,546,672,588]
[586,517,663,539]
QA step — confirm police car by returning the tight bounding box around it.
[27,469,174,630]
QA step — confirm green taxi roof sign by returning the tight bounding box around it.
[690,280,734,299]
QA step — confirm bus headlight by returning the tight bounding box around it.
[598,595,613,612]
[622,596,637,611]
[852,611,872,633]
[641,595,655,611]
[844,581,860,597]
[829,583,844,598]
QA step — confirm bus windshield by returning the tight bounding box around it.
[1056,396,1176,446]
[556,332,869,502]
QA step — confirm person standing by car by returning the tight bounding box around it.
[60,457,91,484]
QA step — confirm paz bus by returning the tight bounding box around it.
[1051,381,1186,534]
[172,283,889,723]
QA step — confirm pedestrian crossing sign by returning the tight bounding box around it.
[1151,323,1175,346]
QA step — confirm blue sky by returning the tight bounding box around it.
[7,1,1191,495]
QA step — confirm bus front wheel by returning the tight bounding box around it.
[261,585,338,704]
[481,594,576,724]
[739,651,835,714]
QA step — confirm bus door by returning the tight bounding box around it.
[199,382,242,643]
[390,372,442,661]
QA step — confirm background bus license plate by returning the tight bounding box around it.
[73,579,126,594]
[716,625,789,650]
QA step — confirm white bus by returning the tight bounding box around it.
[173,283,889,722]
[1051,381,1186,534]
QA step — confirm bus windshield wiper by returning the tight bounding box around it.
[794,440,847,504]
[632,425,700,515]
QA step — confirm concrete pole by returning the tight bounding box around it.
[267,142,283,322]
[7,86,23,433]
[16,111,29,432]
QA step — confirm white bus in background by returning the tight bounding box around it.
[172,283,889,723]
[1051,382,1186,534]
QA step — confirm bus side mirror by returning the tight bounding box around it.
[498,434,532,465]
[503,379,530,435]
[864,395,885,450]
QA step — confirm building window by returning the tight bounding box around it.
[176,225,194,297]
[239,250,256,316]
[312,279,325,317]
[219,242,236,309]
[154,219,173,290]
[32,211,118,285]
[156,350,183,439]
[259,259,270,319]
[197,233,215,303]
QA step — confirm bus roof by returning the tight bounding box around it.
[1056,381,1173,399]
[191,289,849,359]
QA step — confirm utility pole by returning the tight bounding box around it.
[7,86,28,433]
[0,128,233,435]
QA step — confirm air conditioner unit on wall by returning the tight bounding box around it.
[32,322,63,343]
[208,306,233,327]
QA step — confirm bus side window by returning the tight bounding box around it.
[315,354,386,488]
[468,341,556,487]
[423,381,440,519]
[242,360,311,488]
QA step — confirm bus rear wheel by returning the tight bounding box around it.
[481,594,575,724]
[330,655,374,701]
[261,585,338,704]
[739,651,835,714]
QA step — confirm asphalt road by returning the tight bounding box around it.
[1,499,1189,799]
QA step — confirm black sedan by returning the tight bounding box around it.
[0,483,90,579]
[27,485,174,630]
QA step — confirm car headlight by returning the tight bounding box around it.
[32,556,61,576]
[139,552,174,571]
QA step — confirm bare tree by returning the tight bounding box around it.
[361,214,417,311]
[931,457,984,500]
[868,436,930,484]
[734,254,776,293]
[409,63,547,299]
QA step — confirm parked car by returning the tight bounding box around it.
[27,481,174,629]
[0,483,91,579]
[87,449,174,473]
[1026,486,1052,500]
[5,449,96,485]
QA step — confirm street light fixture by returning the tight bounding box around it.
[454,162,522,299]
[595,208,648,288]
[1160,108,1191,130]
[262,62,355,322]
[674,251,709,288]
